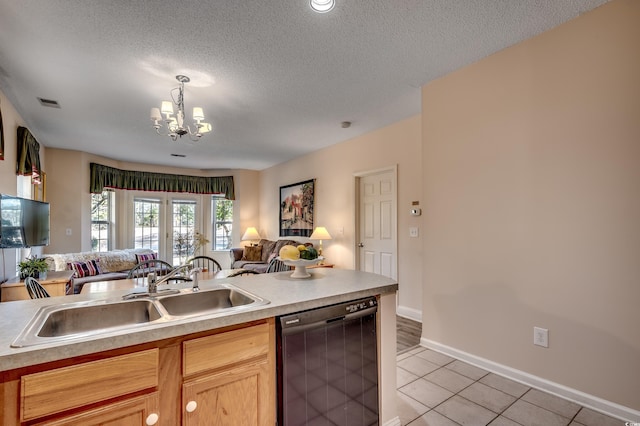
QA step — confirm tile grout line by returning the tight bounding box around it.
[398,351,601,426]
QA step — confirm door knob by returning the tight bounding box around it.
[358,243,364,247]
[186,400,198,412]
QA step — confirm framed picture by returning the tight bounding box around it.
[279,179,315,237]
[0,103,4,160]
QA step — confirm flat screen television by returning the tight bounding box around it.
[0,194,50,248]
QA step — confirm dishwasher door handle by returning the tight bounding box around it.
[280,306,378,336]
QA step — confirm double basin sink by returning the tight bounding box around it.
[12,284,269,348]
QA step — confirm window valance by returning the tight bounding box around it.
[16,127,42,184]
[90,163,235,200]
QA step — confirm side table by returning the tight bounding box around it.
[1,270,75,302]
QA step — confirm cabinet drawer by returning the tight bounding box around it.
[32,392,159,426]
[21,348,159,421]
[183,322,269,376]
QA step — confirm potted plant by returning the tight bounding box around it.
[19,255,49,280]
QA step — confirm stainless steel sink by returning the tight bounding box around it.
[12,284,269,348]
[157,287,261,317]
[37,300,163,337]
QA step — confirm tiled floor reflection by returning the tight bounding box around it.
[396,347,623,426]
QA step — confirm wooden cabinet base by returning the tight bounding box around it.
[2,319,275,426]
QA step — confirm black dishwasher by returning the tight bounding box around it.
[277,297,379,426]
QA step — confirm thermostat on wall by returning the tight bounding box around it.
[410,208,422,216]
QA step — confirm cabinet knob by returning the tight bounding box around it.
[145,413,159,425]
[186,400,198,412]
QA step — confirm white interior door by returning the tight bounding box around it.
[357,169,397,279]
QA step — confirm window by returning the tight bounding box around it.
[91,191,113,252]
[212,196,233,250]
[172,199,196,265]
[133,198,161,252]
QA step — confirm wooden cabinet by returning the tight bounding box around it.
[181,322,275,425]
[1,319,275,425]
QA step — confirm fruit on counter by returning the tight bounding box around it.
[297,244,307,251]
[299,246,318,260]
[279,245,301,260]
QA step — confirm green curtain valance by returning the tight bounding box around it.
[16,126,42,183]
[90,163,235,200]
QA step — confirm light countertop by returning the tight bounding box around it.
[0,268,397,372]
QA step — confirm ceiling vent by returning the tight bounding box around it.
[38,98,60,108]
[170,153,186,158]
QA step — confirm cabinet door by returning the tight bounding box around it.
[182,360,272,426]
[33,392,159,426]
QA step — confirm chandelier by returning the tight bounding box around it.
[150,75,212,142]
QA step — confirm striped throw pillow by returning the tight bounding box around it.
[67,259,102,278]
[135,253,157,264]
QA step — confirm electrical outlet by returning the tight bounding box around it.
[409,227,419,237]
[534,327,549,348]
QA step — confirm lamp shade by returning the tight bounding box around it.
[199,123,212,133]
[150,107,162,121]
[161,101,174,115]
[192,107,204,121]
[242,227,261,241]
[310,227,332,240]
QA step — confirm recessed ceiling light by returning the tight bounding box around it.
[310,0,335,13]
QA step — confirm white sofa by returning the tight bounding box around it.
[44,248,155,294]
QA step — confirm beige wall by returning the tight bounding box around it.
[259,114,423,317]
[422,0,640,411]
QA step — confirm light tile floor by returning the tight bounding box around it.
[396,347,624,426]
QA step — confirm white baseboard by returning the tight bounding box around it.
[382,416,401,426]
[420,338,640,422]
[397,305,422,322]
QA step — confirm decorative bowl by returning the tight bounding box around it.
[277,257,324,278]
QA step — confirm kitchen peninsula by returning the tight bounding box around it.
[0,268,398,425]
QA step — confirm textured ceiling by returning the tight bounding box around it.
[0,0,608,171]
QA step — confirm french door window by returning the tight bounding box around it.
[133,198,161,252]
[212,196,233,250]
[172,199,196,265]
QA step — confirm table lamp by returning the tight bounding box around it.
[309,226,332,264]
[241,227,261,246]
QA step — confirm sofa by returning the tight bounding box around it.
[229,239,311,273]
[44,248,156,294]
